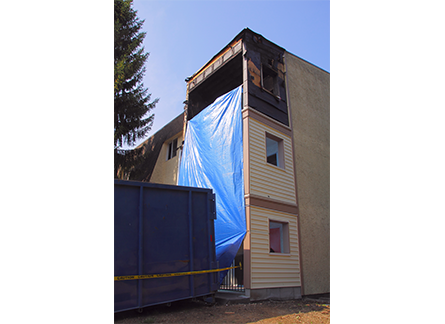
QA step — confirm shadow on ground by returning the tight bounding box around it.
[114,298,330,324]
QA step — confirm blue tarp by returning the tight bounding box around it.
[178,86,246,283]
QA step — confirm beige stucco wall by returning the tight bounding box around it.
[285,52,330,295]
[150,132,183,185]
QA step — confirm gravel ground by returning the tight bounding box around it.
[114,298,330,324]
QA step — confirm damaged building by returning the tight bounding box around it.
[128,28,329,299]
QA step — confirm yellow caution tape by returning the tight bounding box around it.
[115,266,239,281]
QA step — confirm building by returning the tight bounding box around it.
[129,28,329,299]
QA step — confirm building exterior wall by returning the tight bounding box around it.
[244,107,301,297]
[249,118,297,205]
[147,29,329,299]
[250,206,301,289]
[150,132,183,185]
[285,52,330,295]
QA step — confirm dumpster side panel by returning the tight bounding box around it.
[114,180,218,312]
[141,187,191,306]
[114,185,140,312]
[192,191,212,296]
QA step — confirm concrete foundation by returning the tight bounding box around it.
[248,287,301,301]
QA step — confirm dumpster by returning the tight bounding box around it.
[114,180,219,313]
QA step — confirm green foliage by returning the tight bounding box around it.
[114,0,158,178]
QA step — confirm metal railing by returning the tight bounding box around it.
[219,259,244,292]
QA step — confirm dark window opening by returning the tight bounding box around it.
[188,52,243,121]
[262,64,278,95]
[269,220,290,254]
[167,138,178,160]
[266,134,284,168]
[267,152,277,165]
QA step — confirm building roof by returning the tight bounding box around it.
[129,113,184,182]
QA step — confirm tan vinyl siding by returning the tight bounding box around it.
[250,206,300,289]
[249,118,297,204]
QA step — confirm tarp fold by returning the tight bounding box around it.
[178,86,246,283]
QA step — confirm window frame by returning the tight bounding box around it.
[261,63,279,97]
[166,138,178,160]
[265,132,285,169]
[269,219,290,254]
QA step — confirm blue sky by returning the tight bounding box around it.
[130,0,330,147]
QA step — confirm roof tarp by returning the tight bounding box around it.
[178,85,246,283]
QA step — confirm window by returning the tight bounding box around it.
[167,138,178,160]
[269,220,290,254]
[261,64,279,96]
[266,133,284,168]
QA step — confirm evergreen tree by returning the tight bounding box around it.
[114,0,158,178]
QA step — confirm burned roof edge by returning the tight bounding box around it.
[186,28,287,84]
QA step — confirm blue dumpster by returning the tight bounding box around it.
[114,180,219,313]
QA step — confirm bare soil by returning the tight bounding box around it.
[114,298,330,324]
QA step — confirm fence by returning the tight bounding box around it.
[219,258,244,292]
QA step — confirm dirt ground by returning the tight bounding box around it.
[114,298,330,324]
